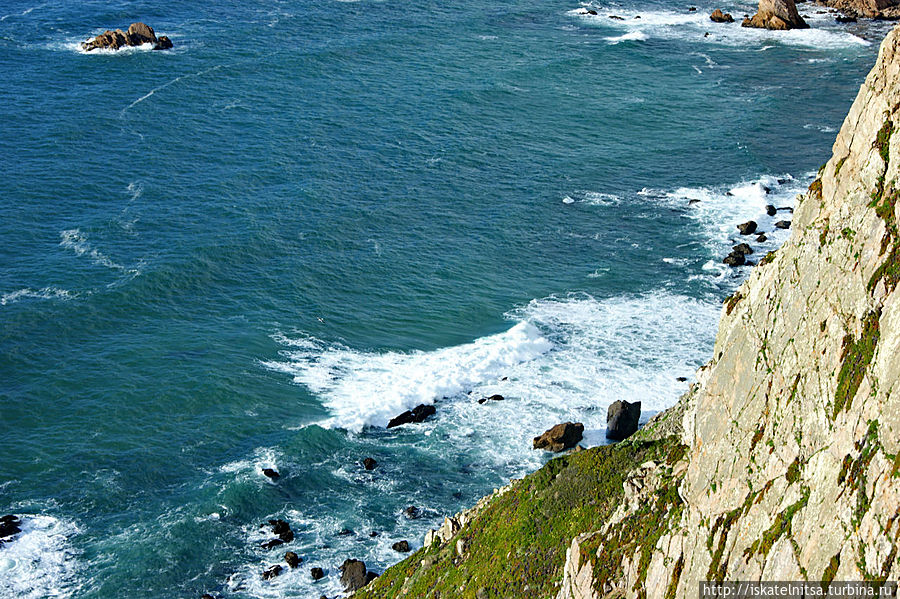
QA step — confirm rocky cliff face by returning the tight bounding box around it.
[818,0,900,20]
[354,25,900,599]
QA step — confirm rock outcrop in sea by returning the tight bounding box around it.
[350,23,900,599]
[742,0,808,30]
[820,0,900,19]
[82,22,173,52]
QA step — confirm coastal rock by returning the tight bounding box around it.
[732,242,753,256]
[310,567,325,581]
[817,0,900,19]
[386,404,436,428]
[81,22,175,52]
[737,220,758,235]
[284,551,301,568]
[262,468,280,480]
[757,233,768,242]
[262,565,283,580]
[404,506,421,519]
[266,519,294,542]
[362,457,377,470]
[477,394,505,404]
[0,515,21,542]
[533,422,584,452]
[775,220,792,229]
[392,540,411,552]
[365,571,379,584]
[260,539,284,550]
[723,250,746,267]
[710,9,735,22]
[606,400,641,440]
[766,204,778,216]
[340,559,369,592]
[741,0,808,29]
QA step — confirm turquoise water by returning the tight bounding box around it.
[0,0,890,596]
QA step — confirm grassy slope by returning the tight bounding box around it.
[354,434,686,599]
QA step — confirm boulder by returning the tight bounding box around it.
[404,506,422,519]
[81,22,174,52]
[710,9,735,21]
[340,559,369,592]
[0,515,21,542]
[311,567,325,581]
[606,400,641,440]
[387,404,436,428]
[775,220,792,229]
[262,565,283,580]
[392,540,411,552]
[724,251,746,267]
[741,0,808,29]
[260,539,284,550]
[757,234,768,242]
[766,204,777,216]
[737,221,758,235]
[732,243,753,255]
[477,394,504,404]
[284,551,302,568]
[266,519,294,542]
[362,457,377,470]
[337,528,354,536]
[262,468,280,480]
[533,422,584,452]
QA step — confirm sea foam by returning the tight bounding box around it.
[0,515,81,599]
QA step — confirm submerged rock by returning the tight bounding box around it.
[362,457,377,470]
[386,404,436,428]
[262,565,283,580]
[606,400,641,440]
[477,394,505,404]
[404,506,422,519]
[260,539,284,550]
[81,22,175,51]
[710,9,735,21]
[340,559,369,592]
[533,422,584,452]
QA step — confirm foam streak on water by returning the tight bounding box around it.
[0,516,81,599]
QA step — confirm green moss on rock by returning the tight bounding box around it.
[832,311,881,419]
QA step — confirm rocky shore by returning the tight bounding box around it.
[349,23,900,598]
[81,22,173,52]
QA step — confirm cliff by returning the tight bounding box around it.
[353,25,900,599]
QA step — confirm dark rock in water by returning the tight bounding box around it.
[710,8,735,21]
[737,220,758,235]
[365,571,379,584]
[338,528,354,536]
[778,206,794,212]
[369,531,379,537]
[0,515,20,523]
[757,234,768,242]
[836,14,857,22]
[478,394,505,404]
[586,9,598,15]
[284,551,302,568]
[688,199,701,205]
[262,468,280,480]
[266,519,294,542]
[340,559,369,592]
[606,400,641,441]
[0,515,21,541]
[311,567,326,581]
[201,594,216,599]
[689,6,698,11]
[392,540,411,552]
[404,506,421,519]
[676,376,688,382]
[775,220,792,229]
[386,404,436,428]
[724,251,746,267]
[362,457,377,470]
[261,539,284,550]
[609,15,625,20]
[766,204,777,216]
[262,565,283,580]
[732,243,753,255]
[533,422,584,452]
[762,186,772,194]
[81,22,175,51]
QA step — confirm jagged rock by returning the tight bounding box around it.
[392,540,411,552]
[723,250,747,267]
[710,9,735,21]
[775,220,792,229]
[266,519,294,542]
[766,204,778,216]
[81,22,174,51]
[732,243,753,255]
[0,515,21,542]
[741,0,808,29]
[818,0,900,19]
[310,567,325,581]
[386,404,436,428]
[260,539,284,550]
[284,551,301,568]
[757,233,768,242]
[340,559,369,592]
[533,422,584,452]
[676,376,688,382]
[737,220,758,235]
[362,457,377,470]
[337,528,354,536]
[262,468,280,480]
[477,394,505,404]
[404,506,421,519]
[609,15,625,20]
[586,9,598,15]
[262,565,283,580]
[606,400,641,440]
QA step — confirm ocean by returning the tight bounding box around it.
[0,0,890,597]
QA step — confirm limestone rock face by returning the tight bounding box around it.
[742,0,808,30]
[557,24,900,599]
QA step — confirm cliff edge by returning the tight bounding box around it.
[354,25,900,599]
